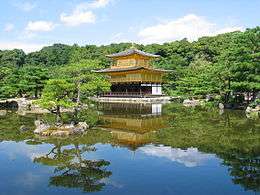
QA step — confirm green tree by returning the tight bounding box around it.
[36,79,75,123]
[175,56,219,97]
[0,26,259,102]
[0,49,25,68]
[1,68,29,97]
[25,44,72,66]
[229,27,260,99]
[59,60,110,104]
[0,66,49,98]
[0,66,15,98]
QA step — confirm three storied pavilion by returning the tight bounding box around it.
[96,48,168,97]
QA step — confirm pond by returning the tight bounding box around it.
[0,103,259,195]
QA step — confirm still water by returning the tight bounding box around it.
[0,103,259,195]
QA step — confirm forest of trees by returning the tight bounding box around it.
[0,27,259,106]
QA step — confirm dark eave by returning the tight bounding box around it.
[106,49,160,58]
[94,66,170,73]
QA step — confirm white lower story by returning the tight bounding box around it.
[152,84,162,95]
[140,83,162,95]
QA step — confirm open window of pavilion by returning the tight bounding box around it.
[95,47,168,97]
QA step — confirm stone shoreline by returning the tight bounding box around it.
[1,97,258,119]
[0,98,74,115]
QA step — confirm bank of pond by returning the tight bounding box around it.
[0,102,259,195]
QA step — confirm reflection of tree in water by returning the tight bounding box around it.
[1,104,259,193]
[160,104,260,192]
[34,142,112,192]
[222,152,260,192]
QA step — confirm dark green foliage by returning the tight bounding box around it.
[25,44,72,66]
[36,79,75,119]
[58,59,110,101]
[0,66,49,98]
[0,49,25,68]
[0,27,259,102]
[161,27,260,100]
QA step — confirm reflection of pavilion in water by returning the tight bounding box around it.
[98,103,168,149]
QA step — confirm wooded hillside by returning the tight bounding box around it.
[0,27,259,104]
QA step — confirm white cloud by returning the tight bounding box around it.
[4,23,15,32]
[140,145,215,167]
[0,41,46,53]
[13,1,36,12]
[75,0,112,11]
[25,21,55,32]
[60,0,112,26]
[0,141,47,161]
[60,11,96,26]
[89,0,111,8]
[138,14,244,44]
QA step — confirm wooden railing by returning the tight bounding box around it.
[100,92,146,97]
[100,92,165,98]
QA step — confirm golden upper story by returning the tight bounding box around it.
[110,54,153,68]
[95,48,168,83]
[106,48,160,69]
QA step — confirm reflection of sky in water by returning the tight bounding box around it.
[0,141,53,195]
[15,172,43,189]
[0,141,50,161]
[0,142,215,168]
[100,178,124,189]
[0,141,255,195]
[139,145,215,167]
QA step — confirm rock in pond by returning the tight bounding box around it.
[219,103,225,110]
[34,120,50,134]
[67,122,90,135]
[0,110,7,116]
[183,99,201,107]
[50,130,70,136]
[33,120,89,136]
[75,122,89,131]
[20,125,30,131]
[245,106,259,119]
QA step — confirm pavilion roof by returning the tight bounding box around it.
[106,48,160,58]
[94,66,170,73]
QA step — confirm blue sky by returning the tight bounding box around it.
[0,0,259,52]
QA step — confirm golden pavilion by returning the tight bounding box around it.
[96,48,168,97]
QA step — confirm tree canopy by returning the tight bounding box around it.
[0,27,259,104]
